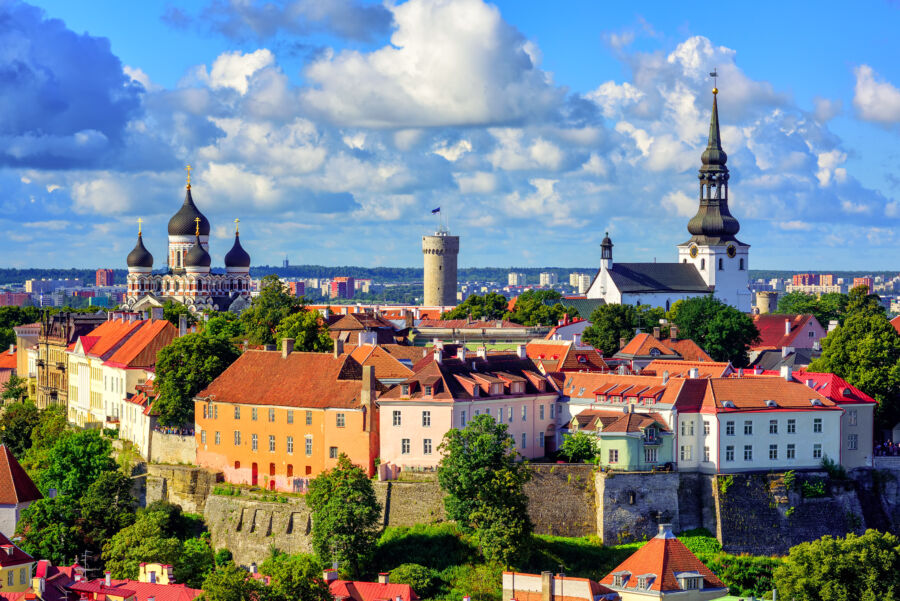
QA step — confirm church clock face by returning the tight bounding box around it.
[689,245,699,259]
[726,243,737,258]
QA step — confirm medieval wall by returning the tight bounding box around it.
[525,464,596,537]
[595,471,680,544]
[146,464,220,514]
[149,431,197,465]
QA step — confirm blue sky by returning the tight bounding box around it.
[4,0,900,270]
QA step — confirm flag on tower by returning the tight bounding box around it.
[431,207,441,214]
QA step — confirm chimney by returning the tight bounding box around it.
[828,319,839,332]
[361,365,374,432]
[105,572,111,587]
[323,570,338,583]
[619,337,626,350]
[617,365,626,375]
[477,347,487,359]
[782,346,794,358]
[784,318,791,336]
[282,338,294,358]
[457,346,467,361]
[738,368,744,378]
[573,333,582,347]
[378,573,389,585]
[250,563,258,575]
[178,314,187,337]
[662,370,669,385]
[669,325,678,340]
[516,345,526,359]
[151,307,164,320]
[414,308,421,319]
[333,339,344,358]
[8,344,13,355]
[653,327,661,339]
[781,365,792,381]
[434,348,443,364]
[689,367,699,379]
[142,310,150,320]
[541,571,552,601]
[805,378,814,388]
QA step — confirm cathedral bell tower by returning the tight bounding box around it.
[677,86,751,311]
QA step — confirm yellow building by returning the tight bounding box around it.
[0,532,35,593]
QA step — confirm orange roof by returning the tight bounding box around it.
[700,376,838,413]
[104,320,177,369]
[0,445,42,505]
[643,360,732,378]
[525,340,609,372]
[892,315,900,336]
[69,578,201,601]
[600,527,725,592]
[618,333,679,358]
[199,350,381,409]
[346,345,414,380]
[618,333,713,362]
[0,347,16,370]
[74,319,145,359]
[662,338,712,362]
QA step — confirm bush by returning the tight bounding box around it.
[678,529,722,555]
[821,456,847,480]
[801,479,827,498]
[782,470,797,491]
[389,564,439,599]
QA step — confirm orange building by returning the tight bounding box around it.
[852,277,874,294]
[194,340,384,492]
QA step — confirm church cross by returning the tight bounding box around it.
[137,217,143,235]
[234,218,240,234]
[195,217,201,236]
[185,164,193,187]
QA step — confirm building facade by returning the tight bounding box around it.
[35,311,107,409]
[422,227,459,307]
[96,269,115,287]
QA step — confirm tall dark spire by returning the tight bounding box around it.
[685,88,742,245]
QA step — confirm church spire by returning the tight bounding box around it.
[685,87,742,245]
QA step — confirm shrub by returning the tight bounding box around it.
[389,563,438,599]
[821,456,847,480]
[801,479,827,498]
[782,470,796,491]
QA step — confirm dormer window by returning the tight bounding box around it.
[491,383,502,396]
[723,400,735,408]
[765,400,777,408]
[512,382,524,394]
[424,385,432,397]
[679,576,702,590]
[650,348,661,357]
[612,572,630,587]
[401,384,410,397]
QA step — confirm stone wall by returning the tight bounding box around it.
[205,495,313,564]
[595,471,680,544]
[150,431,197,465]
[525,464,596,537]
[374,480,446,527]
[146,464,220,514]
[677,472,718,533]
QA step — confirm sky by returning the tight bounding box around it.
[3,0,900,270]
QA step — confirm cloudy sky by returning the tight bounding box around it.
[3,0,900,270]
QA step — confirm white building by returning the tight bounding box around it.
[586,89,750,312]
[539,272,558,286]
[508,272,527,286]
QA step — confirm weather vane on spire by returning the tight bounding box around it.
[710,68,718,94]
[195,217,201,236]
[234,218,240,234]
[137,217,143,235]
[185,164,193,188]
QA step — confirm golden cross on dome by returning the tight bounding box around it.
[185,164,193,188]
[137,217,143,235]
[234,218,240,234]
[194,217,201,236]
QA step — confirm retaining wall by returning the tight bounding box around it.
[149,431,197,465]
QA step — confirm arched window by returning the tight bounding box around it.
[683,259,687,263]
[739,258,745,270]
[666,300,671,311]
[701,258,706,270]
[718,258,723,271]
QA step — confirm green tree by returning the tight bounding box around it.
[560,431,597,463]
[438,414,533,564]
[389,563,438,599]
[775,291,850,328]
[774,530,900,601]
[1,374,29,403]
[307,454,381,578]
[102,503,186,578]
[504,290,578,327]
[203,312,246,341]
[163,300,197,327]
[15,496,83,565]
[442,293,509,321]
[201,562,266,601]
[154,333,241,426]
[581,304,639,357]
[260,552,331,601]
[846,285,885,316]
[21,405,68,474]
[39,429,117,497]
[177,535,217,589]
[0,400,39,457]
[240,275,304,345]
[671,296,759,366]
[274,311,333,352]
[79,470,137,552]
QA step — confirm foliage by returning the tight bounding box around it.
[821,456,848,480]
[438,414,533,564]
[240,274,305,345]
[15,496,83,565]
[676,528,722,554]
[0,400,39,457]
[503,290,578,327]
[201,562,266,601]
[774,530,900,601]
[1,374,29,403]
[775,291,849,327]
[0,305,40,351]
[442,293,509,321]
[102,501,195,578]
[718,475,734,496]
[801,479,827,498]
[581,303,639,357]
[560,432,597,463]
[259,552,331,601]
[214,548,233,566]
[154,332,241,426]
[389,563,439,599]
[307,454,382,578]
[38,429,117,497]
[203,312,247,341]
[670,296,759,366]
[79,470,137,552]
[163,300,198,327]
[274,310,333,352]
[177,535,217,589]
[782,470,797,491]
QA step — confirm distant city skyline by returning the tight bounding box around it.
[2,0,899,269]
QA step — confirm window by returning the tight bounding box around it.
[849,410,858,426]
[769,420,778,434]
[20,567,26,584]
[252,408,258,421]
[787,444,795,459]
[215,431,221,445]
[508,407,513,422]
[704,446,710,462]
[336,413,346,428]
[305,436,312,456]
[7,571,12,586]
[813,443,822,459]
[703,421,710,436]
[234,431,241,446]
[287,410,294,424]
[234,406,240,420]
[252,434,258,451]
[787,419,796,434]
[718,258,723,271]
[848,434,858,450]
[269,435,275,452]
[522,406,527,421]
[424,439,433,455]
[813,418,822,433]
[744,420,753,435]
[744,445,753,461]
[726,421,735,436]
[393,410,401,426]
[268,408,275,422]
[401,384,410,397]
[540,405,545,420]
[460,411,466,428]
[484,407,491,418]
[401,439,410,454]
[609,449,619,463]
[539,432,545,448]
[645,447,657,463]
[214,405,218,419]
[769,444,778,460]
[521,433,527,449]
[286,436,294,454]
[701,258,706,270]
[201,431,207,444]
[329,446,338,459]
[424,385,432,396]
[306,410,312,425]
[550,403,555,419]
[739,258,745,270]
[680,445,692,461]
[725,446,734,462]
[422,411,431,427]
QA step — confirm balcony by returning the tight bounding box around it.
[643,435,662,445]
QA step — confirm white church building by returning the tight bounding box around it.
[586,88,751,312]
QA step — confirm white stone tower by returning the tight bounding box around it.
[422,227,459,307]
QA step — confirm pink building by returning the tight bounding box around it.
[377,344,559,472]
[852,277,874,294]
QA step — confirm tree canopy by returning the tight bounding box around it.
[1,375,29,403]
[774,291,849,327]
[670,296,759,366]
[560,431,597,463]
[240,275,305,345]
[259,552,331,601]
[0,400,39,457]
[38,429,117,497]
[307,454,382,578]
[201,561,266,601]
[163,300,197,327]
[274,310,333,352]
[503,290,578,327]
[442,293,509,321]
[581,304,639,357]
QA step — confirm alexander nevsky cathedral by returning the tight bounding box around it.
[124,174,253,314]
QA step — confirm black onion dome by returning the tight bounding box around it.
[127,233,153,268]
[167,187,211,236]
[184,235,211,268]
[224,233,251,268]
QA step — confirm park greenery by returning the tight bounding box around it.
[441,290,576,327]
[774,291,849,327]
[560,431,597,463]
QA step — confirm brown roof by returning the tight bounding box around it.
[700,377,839,413]
[662,338,712,362]
[198,350,384,408]
[526,340,609,372]
[617,334,679,358]
[104,320,177,369]
[0,444,42,505]
[346,345,414,380]
[643,360,731,378]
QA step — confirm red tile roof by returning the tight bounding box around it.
[618,333,713,362]
[77,319,145,359]
[774,370,878,406]
[0,532,34,568]
[69,578,202,601]
[643,360,732,378]
[0,348,16,370]
[699,377,839,413]
[662,338,712,362]
[618,334,679,358]
[600,527,725,592]
[0,444,42,505]
[892,315,900,336]
[103,320,177,369]
[346,345,414,380]
[329,580,419,601]
[751,314,820,351]
[526,340,609,373]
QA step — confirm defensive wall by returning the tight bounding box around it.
[149,431,197,465]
